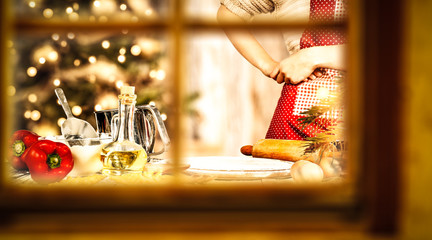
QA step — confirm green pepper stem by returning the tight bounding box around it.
[46,153,62,169]
[13,140,26,157]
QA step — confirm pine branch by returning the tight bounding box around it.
[298,75,345,155]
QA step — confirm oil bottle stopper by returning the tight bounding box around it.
[121,86,135,95]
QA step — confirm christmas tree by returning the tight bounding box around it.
[10,0,189,137]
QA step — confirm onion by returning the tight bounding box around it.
[290,160,324,183]
[319,157,341,178]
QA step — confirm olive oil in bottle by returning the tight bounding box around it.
[101,86,147,175]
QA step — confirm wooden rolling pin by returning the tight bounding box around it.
[240,139,311,162]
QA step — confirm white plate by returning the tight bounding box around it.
[183,156,293,180]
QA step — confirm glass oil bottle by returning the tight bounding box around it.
[100,86,147,175]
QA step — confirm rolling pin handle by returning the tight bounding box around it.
[240,145,253,156]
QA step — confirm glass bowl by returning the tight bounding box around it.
[40,135,112,177]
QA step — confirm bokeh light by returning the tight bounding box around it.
[52,33,60,41]
[117,55,126,63]
[57,118,66,127]
[43,8,54,18]
[30,110,41,121]
[7,86,16,96]
[89,56,97,64]
[102,40,110,49]
[72,106,82,116]
[66,7,73,14]
[24,111,32,119]
[28,93,38,103]
[115,80,124,89]
[74,59,81,66]
[53,79,61,86]
[130,45,141,56]
[27,67,37,77]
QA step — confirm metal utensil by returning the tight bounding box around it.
[94,105,170,156]
[55,88,98,139]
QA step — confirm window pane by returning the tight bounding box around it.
[12,0,171,22]
[8,30,175,186]
[181,29,349,185]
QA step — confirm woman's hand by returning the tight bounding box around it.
[272,45,346,85]
[272,48,319,84]
[272,45,346,84]
[261,59,280,79]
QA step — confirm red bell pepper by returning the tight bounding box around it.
[10,130,40,170]
[22,140,74,184]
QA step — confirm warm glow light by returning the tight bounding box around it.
[33,45,60,64]
[33,124,58,137]
[8,86,16,96]
[157,70,166,81]
[72,106,82,116]
[57,118,66,127]
[130,45,141,56]
[161,113,167,121]
[60,40,68,47]
[93,0,101,8]
[53,79,61,86]
[88,56,97,64]
[316,87,330,100]
[28,1,36,8]
[94,104,102,111]
[27,67,37,77]
[32,44,59,64]
[28,94,38,103]
[73,3,79,10]
[99,16,108,22]
[96,94,118,110]
[102,40,110,49]
[74,59,81,66]
[137,38,161,57]
[120,4,127,11]
[108,76,116,83]
[149,101,156,106]
[47,51,58,61]
[88,74,97,83]
[67,32,75,39]
[119,47,126,55]
[43,8,54,18]
[115,81,124,89]
[145,9,153,16]
[24,111,32,119]
[149,69,157,78]
[66,7,73,14]
[31,110,41,121]
[69,12,80,21]
[52,33,60,41]
[117,55,126,63]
